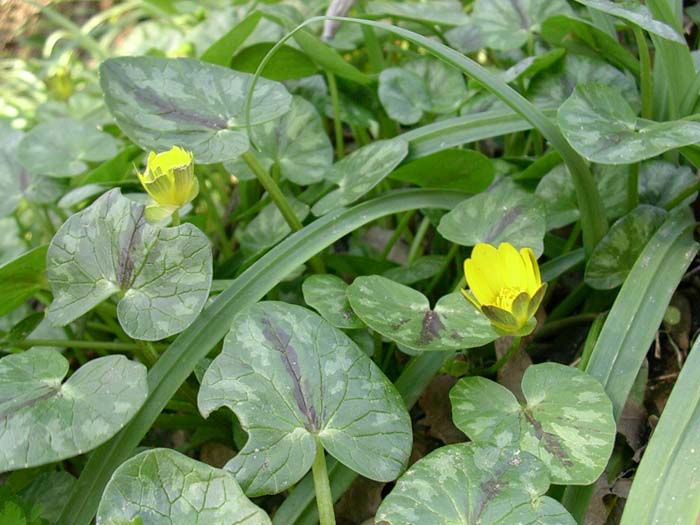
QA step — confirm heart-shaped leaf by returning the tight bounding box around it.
[558,84,700,164]
[224,96,332,185]
[450,362,615,484]
[437,181,546,256]
[347,275,498,352]
[473,0,572,51]
[375,443,575,524]
[17,472,76,523]
[47,189,212,341]
[382,255,446,285]
[198,302,412,496]
[237,196,309,256]
[378,57,468,125]
[638,160,697,208]
[96,448,270,525]
[302,274,363,329]
[312,139,408,216]
[0,348,147,471]
[585,205,668,290]
[17,118,118,178]
[0,246,47,317]
[367,0,470,25]
[100,56,292,163]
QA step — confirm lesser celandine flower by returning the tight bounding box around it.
[462,242,547,336]
[137,146,198,223]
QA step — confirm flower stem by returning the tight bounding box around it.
[477,336,521,375]
[171,209,180,226]
[312,438,336,525]
[326,71,344,159]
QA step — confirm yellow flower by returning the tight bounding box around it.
[137,146,198,222]
[462,242,547,336]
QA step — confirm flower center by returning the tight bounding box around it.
[494,287,526,310]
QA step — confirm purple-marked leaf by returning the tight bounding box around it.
[198,302,412,496]
[0,348,147,472]
[96,449,270,525]
[302,274,363,329]
[376,443,575,524]
[438,180,546,256]
[347,275,498,352]
[451,363,615,484]
[100,56,292,163]
[46,189,212,341]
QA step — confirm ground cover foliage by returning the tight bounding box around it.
[1,0,700,523]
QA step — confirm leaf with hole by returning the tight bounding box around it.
[302,274,363,329]
[198,302,412,496]
[46,189,212,341]
[558,84,700,164]
[347,275,498,352]
[96,448,270,525]
[450,362,615,484]
[0,348,147,472]
[375,443,575,524]
[437,181,546,256]
[224,96,332,185]
[100,56,292,163]
[312,139,408,216]
[585,205,668,290]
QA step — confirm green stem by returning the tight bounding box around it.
[326,72,345,159]
[533,313,600,341]
[474,336,521,375]
[356,0,384,72]
[627,163,640,212]
[198,176,233,259]
[6,339,149,352]
[312,438,336,525]
[407,217,430,264]
[380,211,414,260]
[425,243,460,296]
[171,209,180,226]
[632,26,653,120]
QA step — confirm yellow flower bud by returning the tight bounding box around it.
[462,242,547,336]
[137,146,198,222]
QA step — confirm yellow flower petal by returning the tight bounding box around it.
[497,242,527,290]
[461,288,482,310]
[520,247,541,295]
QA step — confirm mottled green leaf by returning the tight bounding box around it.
[224,96,332,185]
[438,181,546,256]
[302,274,363,329]
[390,149,494,192]
[382,255,446,285]
[367,0,469,25]
[312,139,408,216]
[378,58,468,125]
[473,0,572,51]
[571,0,685,43]
[237,196,309,256]
[96,448,270,525]
[347,275,498,352]
[17,472,76,523]
[198,302,412,496]
[0,125,26,217]
[535,164,627,228]
[0,348,147,471]
[376,443,575,524]
[47,189,212,341]
[17,118,117,178]
[638,160,698,208]
[0,246,47,317]
[100,56,292,163]
[585,205,668,290]
[558,84,700,164]
[450,363,615,484]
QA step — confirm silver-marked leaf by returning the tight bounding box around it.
[237,196,309,256]
[535,164,627,229]
[472,0,572,51]
[0,245,47,317]
[302,274,363,329]
[378,58,468,125]
[571,0,685,43]
[382,255,446,285]
[0,125,26,217]
[375,443,575,525]
[0,348,147,472]
[17,118,118,178]
[223,96,332,185]
[100,56,292,163]
[312,139,408,216]
[47,189,212,341]
[347,275,498,352]
[585,205,668,290]
[96,448,270,525]
[558,84,700,164]
[17,471,76,523]
[438,181,546,256]
[367,0,470,26]
[639,160,697,208]
[450,363,615,484]
[198,302,412,496]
